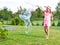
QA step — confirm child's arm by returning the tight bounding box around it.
[51,13,53,21]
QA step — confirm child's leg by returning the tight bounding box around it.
[44,26,50,39]
[25,19,32,34]
[24,19,31,34]
[45,26,50,39]
[44,26,47,35]
[47,26,50,39]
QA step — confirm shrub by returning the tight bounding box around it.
[19,19,24,26]
[42,22,44,26]
[11,18,24,25]
[52,22,55,26]
[36,23,40,26]
[11,18,20,25]
[57,20,60,26]
[32,23,35,26]
[15,18,20,25]
[0,19,4,24]
[0,22,2,25]
[0,28,8,39]
[11,19,16,25]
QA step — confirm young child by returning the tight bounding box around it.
[44,6,53,39]
[37,6,53,39]
[18,7,32,34]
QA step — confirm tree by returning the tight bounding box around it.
[36,7,43,18]
[0,7,13,20]
[55,1,60,19]
[31,7,44,21]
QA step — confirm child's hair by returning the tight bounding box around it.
[46,6,52,13]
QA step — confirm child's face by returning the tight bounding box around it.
[46,7,51,13]
[47,8,51,13]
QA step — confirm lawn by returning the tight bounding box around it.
[0,26,60,45]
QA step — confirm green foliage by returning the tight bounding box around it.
[55,2,60,19]
[19,19,24,26]
[11,19,16,25]
[36,7,44,18]
[0,22,2,25]
[15,18,20,25]
[11,18,24,25]
[36,23,40,26]
[11,18,20,25]
[42,22,44,26]
[31,7,44,21]
[0,19,4,24]
[32,23,35,26]
[52,22,55,26]
[57,20,60,26]
[0,28,8,39]
[0,7,13,20]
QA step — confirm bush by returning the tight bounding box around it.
[0,28,8,39]
[42,22,44,26]
[32,23,35,26]
[11,18,24,25]
[7,21,11,25]
[0,22,2,25]
[57,20,60,26]
[11,18,20,25]
[36,23,40,26]
[11,19,16,25]
[0,19,4,24]
[15,18,20,25]
[19,19,24,26]
[52,22,55,26]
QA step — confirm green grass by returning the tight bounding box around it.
[0,26,60,45]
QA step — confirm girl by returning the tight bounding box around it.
[44,6,53,39]
[37,6,53,39]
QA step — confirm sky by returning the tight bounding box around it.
[0,0,60,13]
